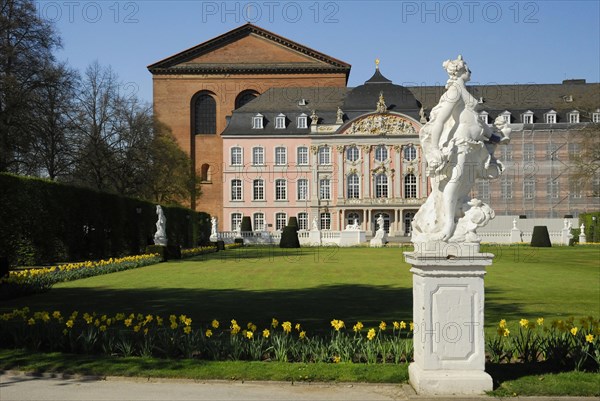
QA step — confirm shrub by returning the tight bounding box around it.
[280,217,300,248]
[241,216,252,232]
[531,226,552,247]
[234,238,244,245]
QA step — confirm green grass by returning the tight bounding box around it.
[0,349,407,383]
[1,246,598,332]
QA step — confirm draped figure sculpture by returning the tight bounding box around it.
[412,55,509,245]
[154,205,168,246]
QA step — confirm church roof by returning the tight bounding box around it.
[147,23,351,79]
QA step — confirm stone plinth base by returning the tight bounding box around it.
[409,363,493,395]
[340,230,366,247]
[308,230,321,246]
[370,232,388,247]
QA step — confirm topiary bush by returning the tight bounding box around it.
[280,217,300,248]
[531,226,552,247]
[241,216,252,232]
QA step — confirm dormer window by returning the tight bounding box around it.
[593,109,600,123]
[522,110,534,124]
[297,113,308,129]
[252,113,264,129]
[479,111,489,124]
[545,110,557,124]
[500,111,511,124]
[568,110,580,124]
[275,113,286,129]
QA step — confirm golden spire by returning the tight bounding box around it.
[375,58,380,69]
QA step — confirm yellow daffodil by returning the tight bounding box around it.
[499,319,507,328]
[353,322,364,333]
[333,355,341,363]
[299,331,306,339]
[393,321,400,330]
[282,321,292,333]
[503,328,510,337]
[124,319,133,327]
[245,331,253,340]
[330,319,345,331]
[367,328,376,341]
[295,323,301,331]
[262,329,270,338]
[519,319,529,328]
[133,325,141,333]
[211,319,219,329]
[271,318,279,328]
[27,318,35,326]
[409,322,414,331]
[66,320,74,328]
[585,334,594,343]
[205,329,213,338]
[400,321,407,329]
[184,326,192,335]
[537,317,544,326]
[379,321,387,331]
[571,327,578,336]
[99,325,107,332]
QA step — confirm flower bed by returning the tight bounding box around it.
[0,254,161,299]
[1,309,597,370]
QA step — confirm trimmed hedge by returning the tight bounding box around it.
[531,226,552,247]
[241,216,252,232]
[280,217,300,248]
[0,173,210,267]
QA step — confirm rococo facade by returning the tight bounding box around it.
[149,24,600,236]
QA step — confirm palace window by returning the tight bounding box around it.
[500,111,511,124]
[501,177,513,199]
[346,146,359,162]
[231,213,242,231]
[275,179,287,200]
[297,146,308,165]
[568,110,580,123]
[374,145,388,162]
[252,113,264,129]
[477,180,490,200]
[319,178,331,200]
[253,179,264,201]
[253,213,265,231]
[347,212,360,227]
[275,113,286,129]
[547,178,559,198]
[375,174,388,198]
[252,147,264,165]
[593,110,600,123]
[404,174,417,198]
[522,111,534,124]
[524,178,535,199]
[320,212,331,230]
[297,179,309,201]
[231,179,242,201]
[404,145,417,161]
[297,212,308,230]
[230,147,242,166]
[275,212,287,231]
[275,146,287,165]
[523,143,535,161]
[192,93,216,135]
[297,113,308,129]
[570,180,582,198]
[546,143,559,161]
[479,112,489,124]
[545,111,557,124]
[501,145,513,161]
[318,146,331,165]
[347,174,360,199]
[568,143,580,160]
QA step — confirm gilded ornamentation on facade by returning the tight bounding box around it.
[346,114,417,136]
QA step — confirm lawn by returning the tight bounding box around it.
[1,245,598,333]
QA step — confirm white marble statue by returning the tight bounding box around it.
[512,218,518,230]
[311,216,319,231]
[153,205,168,246]
[344,218,360,231]
[235,222,242,238]
[411,55,508,245]
[209,216,218,241]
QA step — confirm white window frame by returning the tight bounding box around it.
[297,146,309,165]
[320,212,331,230]
[275,212,287,231]
[403,145,417,161]
[500,111,511,124]
[253,179,265,201]
[297,178,309,201]
[479,112,489,124]
[501,145,513,161]
[374,145,388,162]
[231,213,242,231]
[374,174,389,198]
[347,174,360,199]
[253,212,265,231]
[275,179,287,201]
[274,146,287,166]
[275,113,286,129]
[318,146,331,165]
[524,178,535,199]
[593,111,600,123]
[547,178,559,199]
[523,143,535,161]
[231,179,243,201]
[346,146,359,162]
[568,111,580,123]
[477,180,490,200]
[297,113,308,129]
[319,178,331,200]
[252,147,264,166]
[297,212,308,230]
[230,146,243,166]
[501,178,513,200]
[252,113,264,129]
[404,174,417,199]
[522,111,534,124]
[545,110,557,124]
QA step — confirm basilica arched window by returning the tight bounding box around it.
[235,90,259,109]
[192,92,216,135]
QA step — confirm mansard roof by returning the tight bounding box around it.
[147,23,351,78]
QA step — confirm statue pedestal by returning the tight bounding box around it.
[404,247,493,395]
[369,231,388,247]
[308,230,321,246]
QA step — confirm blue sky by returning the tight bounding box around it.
[42,0,600,104]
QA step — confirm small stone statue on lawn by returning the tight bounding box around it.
[154,205,168,246]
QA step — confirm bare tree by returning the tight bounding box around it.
[0,0,61,172]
